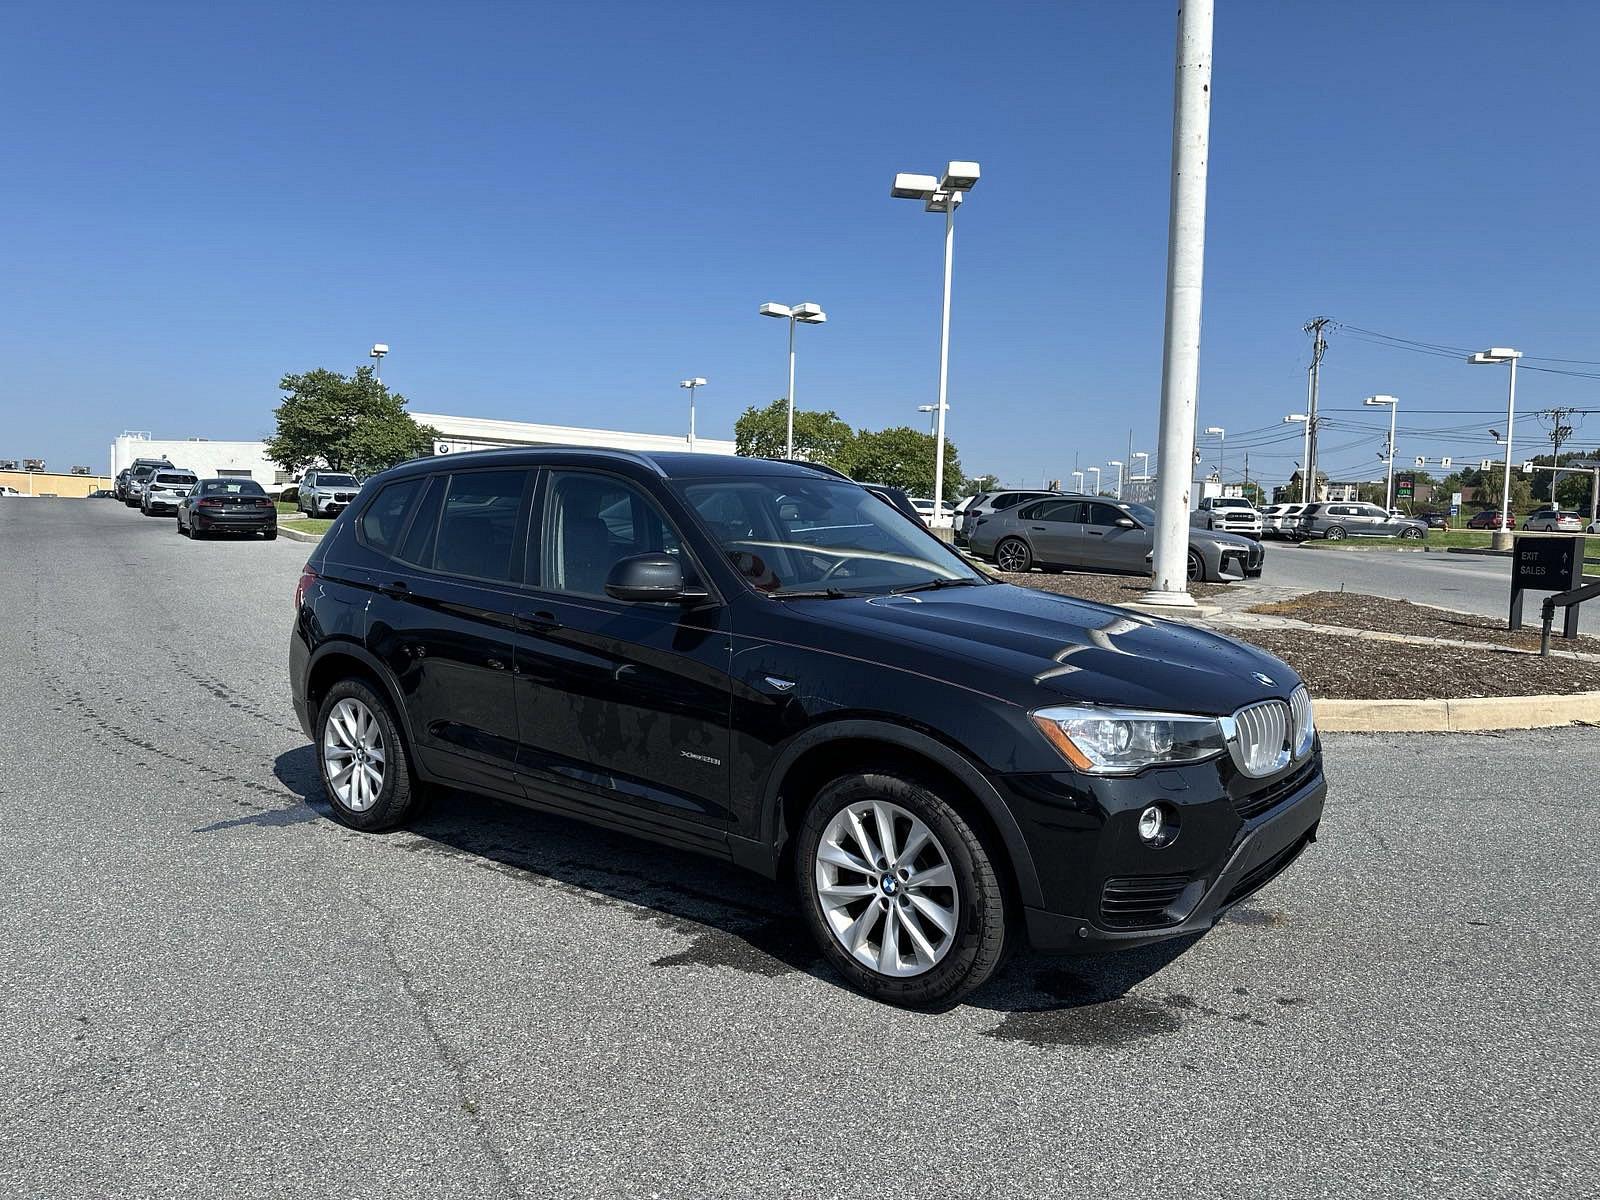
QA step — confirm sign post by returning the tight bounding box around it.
[1510,535,1584,634]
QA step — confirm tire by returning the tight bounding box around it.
[1324,525,1347,541]
[1400,527,1423,540]
[263,529,278,541]
[191,523,206,540]
[796,770,1008,1009]
[315,678,424,832]
[1187,549,1206,582]
[994,537,1032,573]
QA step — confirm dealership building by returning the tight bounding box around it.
[109,412,734,492]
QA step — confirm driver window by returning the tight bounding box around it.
[542,471,683,597]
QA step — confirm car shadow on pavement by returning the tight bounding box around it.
[269,745,1199,1024]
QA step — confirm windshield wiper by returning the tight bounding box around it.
[772,587,862,600]
[888,577,985,595]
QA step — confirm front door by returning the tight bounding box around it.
[510,469,732,845]
[1079,500,1150,571]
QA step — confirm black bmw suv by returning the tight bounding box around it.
[289,449,1325,1007]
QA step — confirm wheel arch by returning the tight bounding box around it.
[748,719,1044,910]
[303,641,423,771]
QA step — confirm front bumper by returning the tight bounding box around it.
[998,753,1326,953]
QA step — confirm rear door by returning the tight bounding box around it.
[1017,499,1082,566]
[363,468,534,793]
[509,469,732,846]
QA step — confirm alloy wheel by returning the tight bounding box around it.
[814,799,960,978]
[322,697,386,812]
[995,539,1029,572]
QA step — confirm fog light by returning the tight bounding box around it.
[1137,805,1167,843]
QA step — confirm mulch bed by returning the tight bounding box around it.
[995,569,1227,606]
[1235,627,1600,700]
[1248,590,1600,654]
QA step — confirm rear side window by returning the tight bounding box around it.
[359,478,422,555]
[433,470,531,582]
[1028,499,1080,522]
[396,476,445,567]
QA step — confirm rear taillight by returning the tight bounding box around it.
[199,497,226,508]
[255,497,273,508]
[295,564,319,611]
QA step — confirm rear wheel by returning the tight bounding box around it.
[1324,525,1347,541]
[797,771,1008,1009]
[263,529,278,541]
[995,537,1032,573]
[315,679,424,832]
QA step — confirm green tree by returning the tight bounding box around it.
[963,473,999,496]
[1477,464,1535,517]
[1554,465,1596,511]
[265,366,438,477]
[733,398,856,469]
[848,426,963,500]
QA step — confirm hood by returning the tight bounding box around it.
[784,583,1296,715]
[1195,528,1258,550]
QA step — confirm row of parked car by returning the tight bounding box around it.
[112,456,280,539]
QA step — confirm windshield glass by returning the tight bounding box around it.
[1122,502,1157,525]
[318,474,359,488]
[679,476,986,596]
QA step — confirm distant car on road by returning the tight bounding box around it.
[1465,509,1510,530]
[1192,496,1263,539]
[1412,511,1450,529]
[1296,502,1427,541]
[0,485,21,497]
[88,489,116,499]
[298,470,362,517]
[178,478,278,540]
[123,459,176,508]
[1522,509,1583,532]
[957,488,1064,546]
[970,494,1264,582]
[141,469,198,515]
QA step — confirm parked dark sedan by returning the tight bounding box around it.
[289,450,1324,1007]
[178,478,278,539]
[1413,511,1450,529]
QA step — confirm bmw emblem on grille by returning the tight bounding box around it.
[1252,672,1275,686]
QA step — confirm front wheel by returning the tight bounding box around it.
[1187,549,1206,582]
[1400,527,1423,540]
[797,771,1008,1009]
[994,537,1032,573]
[315,679,424,832]
[263,529,278,541]
[1324,525,1347,541]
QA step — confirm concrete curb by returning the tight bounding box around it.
[1315,691,1600,733]
[277,526,323,543]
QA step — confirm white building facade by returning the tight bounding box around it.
[110,414,737,494]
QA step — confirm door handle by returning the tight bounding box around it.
[518,610,561,632]
[380,580,409,595]
[1030,525,1046,531]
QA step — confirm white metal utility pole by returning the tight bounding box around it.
[1469,347,1522,550]
[1148,0,1213,606]
[1365,394,1399,509]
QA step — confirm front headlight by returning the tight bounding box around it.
[1031,705,1228,775]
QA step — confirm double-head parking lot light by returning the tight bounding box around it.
[1364,395,1399,510]
[1468,348,1523,548]
[760,302,828,458]
[679,378,707,451]
[891,161,981,527]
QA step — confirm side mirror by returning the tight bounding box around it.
[1114,517,1137,529]
[604,553,708,603]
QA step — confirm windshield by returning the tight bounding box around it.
[318,474,358,488]
[679,476,986,597]
[1122,502,1157,525]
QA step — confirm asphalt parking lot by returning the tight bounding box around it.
[3,498,1596,1199]
[1256,542,1515,619]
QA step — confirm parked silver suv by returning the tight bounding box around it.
[297,470,362,516]
[140,469,197,515]
[1296,502,1427,541]
[957,488,1064,546]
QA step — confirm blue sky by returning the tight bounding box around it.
[4,1,1598,486]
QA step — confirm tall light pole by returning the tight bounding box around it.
[1203,426,1225,488]
[1148,0,1213,607]
[679,378,707,451]
[759,302,827,458]
[1283,414,1310,501]
[369,343,389,382]
[1108,460,1125,499]
[1088,466,1102,495]
[1071,470,1085,492]
[1133,451,1151,480]
[1364,394,1399,510]
[892,161,981,527]
[1469,347,1523,550]
[917,402,948,434]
